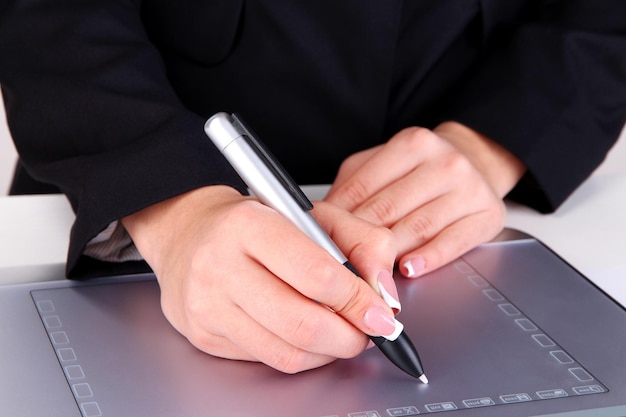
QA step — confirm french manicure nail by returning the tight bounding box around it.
[403,256,426,278]
[377,270,401,313]
[363,305,403,340]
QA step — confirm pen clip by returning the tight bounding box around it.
[231,113,314,211]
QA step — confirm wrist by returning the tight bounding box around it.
[121,185,242,275]
[434,121,526,198]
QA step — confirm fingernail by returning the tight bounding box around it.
[403,256,426,278]
[363,306,403,341]
[377,270,401,314]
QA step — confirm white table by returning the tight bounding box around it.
[0,194,73,283]
[1,134,625,307]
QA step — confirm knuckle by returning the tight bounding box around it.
[222,199,264,224]
[395,126,435,152]
[364,197,396,225]
[354,225,396,259]
[184,296,204,321]
[339,178,371,207]
[442,151,474,176]
[304,261,339,295]
[332,278,368,319]
[290,314,326,350]
[270,347,309,374]
[405,214,436,241]
[367,224,395,247]
[184,323,220,355]
[182,293,215,335]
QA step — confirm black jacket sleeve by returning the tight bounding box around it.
[0,0,246,276]
[444,0,626,212]
[1,0,625,278]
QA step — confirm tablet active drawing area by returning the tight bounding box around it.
[30,240,618,417]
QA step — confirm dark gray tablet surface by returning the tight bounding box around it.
[1,229,625,417]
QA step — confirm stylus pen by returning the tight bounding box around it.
[204,112,428,382]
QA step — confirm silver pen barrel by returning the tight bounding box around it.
[205,113,347,265]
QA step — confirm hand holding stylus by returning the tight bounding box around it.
[122,184,403,373]
[204,113,426,380]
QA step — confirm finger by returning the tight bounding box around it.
[231,316,339,374]
[325,127,435,211]
[182,248,344,371]
[312,201,396,279]
[311,201,400,312]
[349,134,482,228]
[349,155,456,228]
[389,179,490,255]
[398,205,505,278]
[228,256,370,358]
[183,304,259,362]
[242,203,400,339]
[191,300,338,373]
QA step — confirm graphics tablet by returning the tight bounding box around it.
[1,229,625,417]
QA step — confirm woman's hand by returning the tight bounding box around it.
[122,185,400,373]
[325,121,526,278]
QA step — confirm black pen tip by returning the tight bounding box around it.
[371,331,426,381]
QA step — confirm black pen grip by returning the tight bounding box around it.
[342,261,426,379]
[371,333,425,379]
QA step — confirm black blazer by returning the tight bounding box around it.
[1,0,625,277]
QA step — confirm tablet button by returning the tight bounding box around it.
[532,334,556,347]
[387,406,419,416]
[569,367,594,382]
[72,383,93,398]
[56,347,77,362]
[550,350,574,364]
[467,275,489,288]
[483,289,504,301]
[462,397,495,408]
[347,411,381,417]
[425,402,457,412]
[80,402,102,417]
[42,315,62,329]
[515,318,538,331]
[573,385,605,395]
[500,393,532,403]
[49,331,69,345]
[498,303,521,316]
[64,364,85,380]
[36,300,55,313]
[536,389,568,399]
[453,261,473,273]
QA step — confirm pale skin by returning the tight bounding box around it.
[122,121,526,373]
